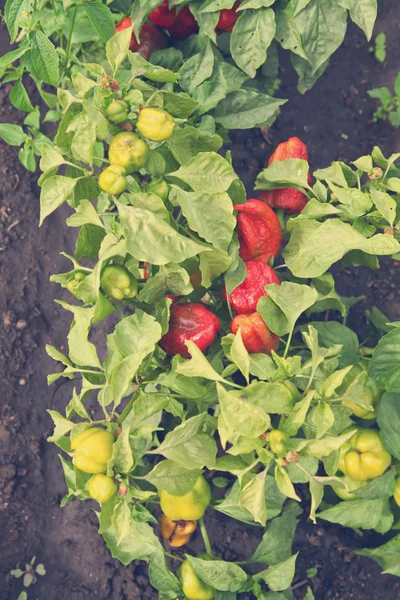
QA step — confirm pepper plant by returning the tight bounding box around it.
[39,22,400,596]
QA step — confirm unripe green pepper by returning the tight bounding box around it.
[106,100,129,123]
[108,131,149,171]
[146,179,169,201]
[159,475,211,521]
[394,477,400,507]
[88,474,118,504]
[71,427,114,474]
[99,165,128,195]
[66,271,87,298]
[136,107,175,142]
[100,264,138,301]
[179,559,215,600]
[269,430,290,456]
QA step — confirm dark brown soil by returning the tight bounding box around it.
[1,2,400,599]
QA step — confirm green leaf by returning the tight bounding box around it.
[256,158,310,190]
[168,152,237,193]
[187,556,247,592]
[138,264,193,303]
[0,123,26,146]
[377,393,400,460]
[145,460,201,495]
[117,202,209,265]
[250,501,301,565]
[179,39,214,95]
[39,176,78,225]
[167,127,223,165]
[106,27,132,74]
[170,186,235,252]
[318,498,393,533]
[281,394,313,436]
[213,90,286,129]
[254,553,298,592]
[231,329,250,384]
[258,282,318,337]
[84,1,115,42]
[370,329,400,392]
[75,224,106,260]
[129,52,179,82]
[290,0,347,91]
[71,117,97,166]
[230,8,276,78]
[28,31,59,86]
[338,0,377,40]
[217,383,271,448]
[10,80,35,112]
[155,414,217,469]
[370,189,397,226]
[47,410,74,442]
[56,303,102,369]
[352,469,396,500]
[239,470,267,525]
[177,341,231,384]
[283,218,400,278]
[193,63,227,115]
[0,46,30,75]
[40,144,65,172]
[4,0,30,43]
[275,465,300,501]
[274,1,308,61]
[200,248,232,288]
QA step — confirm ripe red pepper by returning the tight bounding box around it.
[115,19,167,59]
[225,260,280,314]
[149,0,177,28]
[168,5,198,38]
[231,312,279,354]
[217,3,239,32]
[234,199,282,262]
[160,303,220,357]
[259,137,311,214]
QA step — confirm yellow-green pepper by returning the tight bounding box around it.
[338,428,391,481]
[99,165,128,195]
[108,131,149,171]
[159,475,211,521]
[136,108,175,142]
[179,559,215,600]
[88,474,118,504]
[71,427,114,474]
[100,264,138,301]
[106,100,129,124]
[269,430,290,456]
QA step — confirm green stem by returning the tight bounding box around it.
[199,517,213,557]
[117,390,139,424]
[64,3,79,72]
[283,330,293,359]
[165,552,184,562]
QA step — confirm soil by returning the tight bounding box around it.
[1,1,400,599]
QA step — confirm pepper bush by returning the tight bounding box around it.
[3,2,400,598]
[34,25,400,598]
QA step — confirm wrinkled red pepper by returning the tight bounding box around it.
[217,3,240,32]
[259,137,311,214]
[230,312,279,354]
[149,0,177,28]
[225,260,280,314]
[234,199,282,262]
[167,4,198,38]
[115,19,167,59]
[160,303,220,357]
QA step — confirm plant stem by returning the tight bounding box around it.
[283,330,293,359]
[199,517,213,557]
[164,552,184,562]
[64,3,78,72]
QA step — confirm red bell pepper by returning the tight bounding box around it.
[259,137,311,214]
[115,19,167,59]
[225,260,280,314]
[217,3,240,32]
[231,312,279,354]
[160,303,220,357]
[234,199,282,262]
